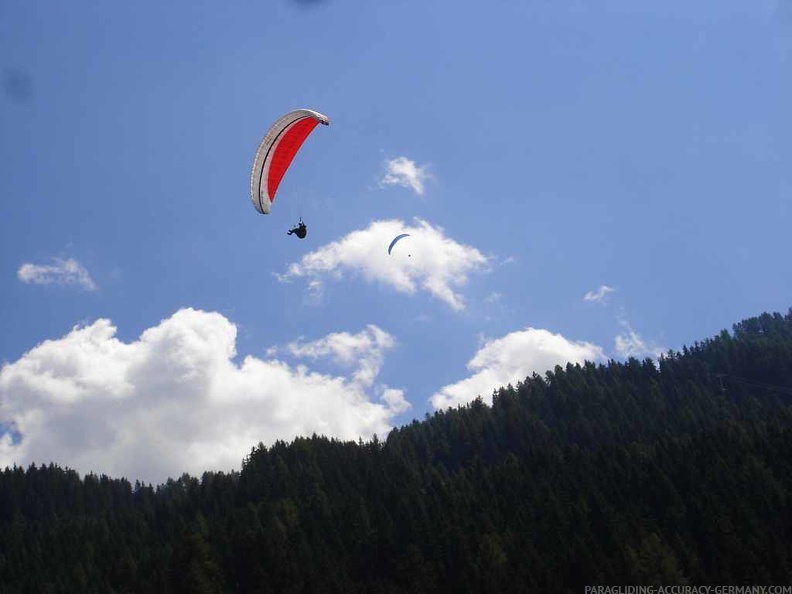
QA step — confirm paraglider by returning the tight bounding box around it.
[249,108,330,217]
[287,218,307,239]
[388,233,411,256]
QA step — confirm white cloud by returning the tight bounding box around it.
[614,322,666,360]
[278,219,490,311]
[287,324,395,389]
[380,388,411,415]
[584,285,615,304]
[430,328,606,410]
[0,309,407,484]
[379,156,432,196]
[17,258,97,291]
[304,279,324,306]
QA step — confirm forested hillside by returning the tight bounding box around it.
[2,310,792,592]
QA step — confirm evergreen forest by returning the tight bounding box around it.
[2,310,792,592]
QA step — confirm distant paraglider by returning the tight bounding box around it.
[388,233,411,257]
[287,218,308,239]
[249,109,330,216]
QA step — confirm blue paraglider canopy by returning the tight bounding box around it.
[388,233,410,255]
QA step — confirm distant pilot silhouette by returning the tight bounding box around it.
[287,219,307,239]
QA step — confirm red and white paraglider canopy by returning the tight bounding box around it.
[249,108,330,215]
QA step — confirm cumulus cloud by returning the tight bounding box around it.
[286,325,393,387]
[17,258,97,291]
[0,309,407,484]
[380,388,411,415]
[380,157,432,196]
[614,322,666,360]
[584,285,615,304]
[430,328,606,409]
[278,219,490,310]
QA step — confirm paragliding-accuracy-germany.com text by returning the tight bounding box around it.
[585,586,792,594]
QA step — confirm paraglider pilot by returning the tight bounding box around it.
[287,218,307,239]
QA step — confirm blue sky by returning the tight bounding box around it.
[1,0,790,483]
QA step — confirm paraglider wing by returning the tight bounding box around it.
[250,108,330,215]
[388,233,411,255]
